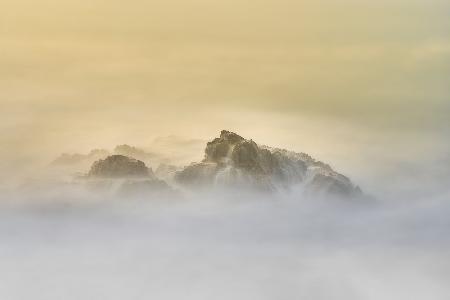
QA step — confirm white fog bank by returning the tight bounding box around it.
[0,191,449,300]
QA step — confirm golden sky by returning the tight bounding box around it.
[1,0,449,191]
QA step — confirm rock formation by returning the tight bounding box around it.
[85,155,177,198]
[88,155,151,178]
[175,130,362,197]
[59,130,363,199]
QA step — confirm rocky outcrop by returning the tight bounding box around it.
[175,130,362,197]
[88,155,151,178]
[85,155,177,198]
[59,130,362,199]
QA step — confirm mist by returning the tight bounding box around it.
[0,114,449,299]
[0,169,449,300]
[0,113,449,299]
[1,0,449,297]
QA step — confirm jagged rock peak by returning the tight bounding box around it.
[88,155,152,178]
[219,130,245,142]
[205,130,256,164]
[176,130,363,198]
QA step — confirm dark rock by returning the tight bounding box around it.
[309,173,356,197]
[175,162,219,186]
[88,155,151,178]
[176,130,363,197]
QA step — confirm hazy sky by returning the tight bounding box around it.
[1,0,449,196]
